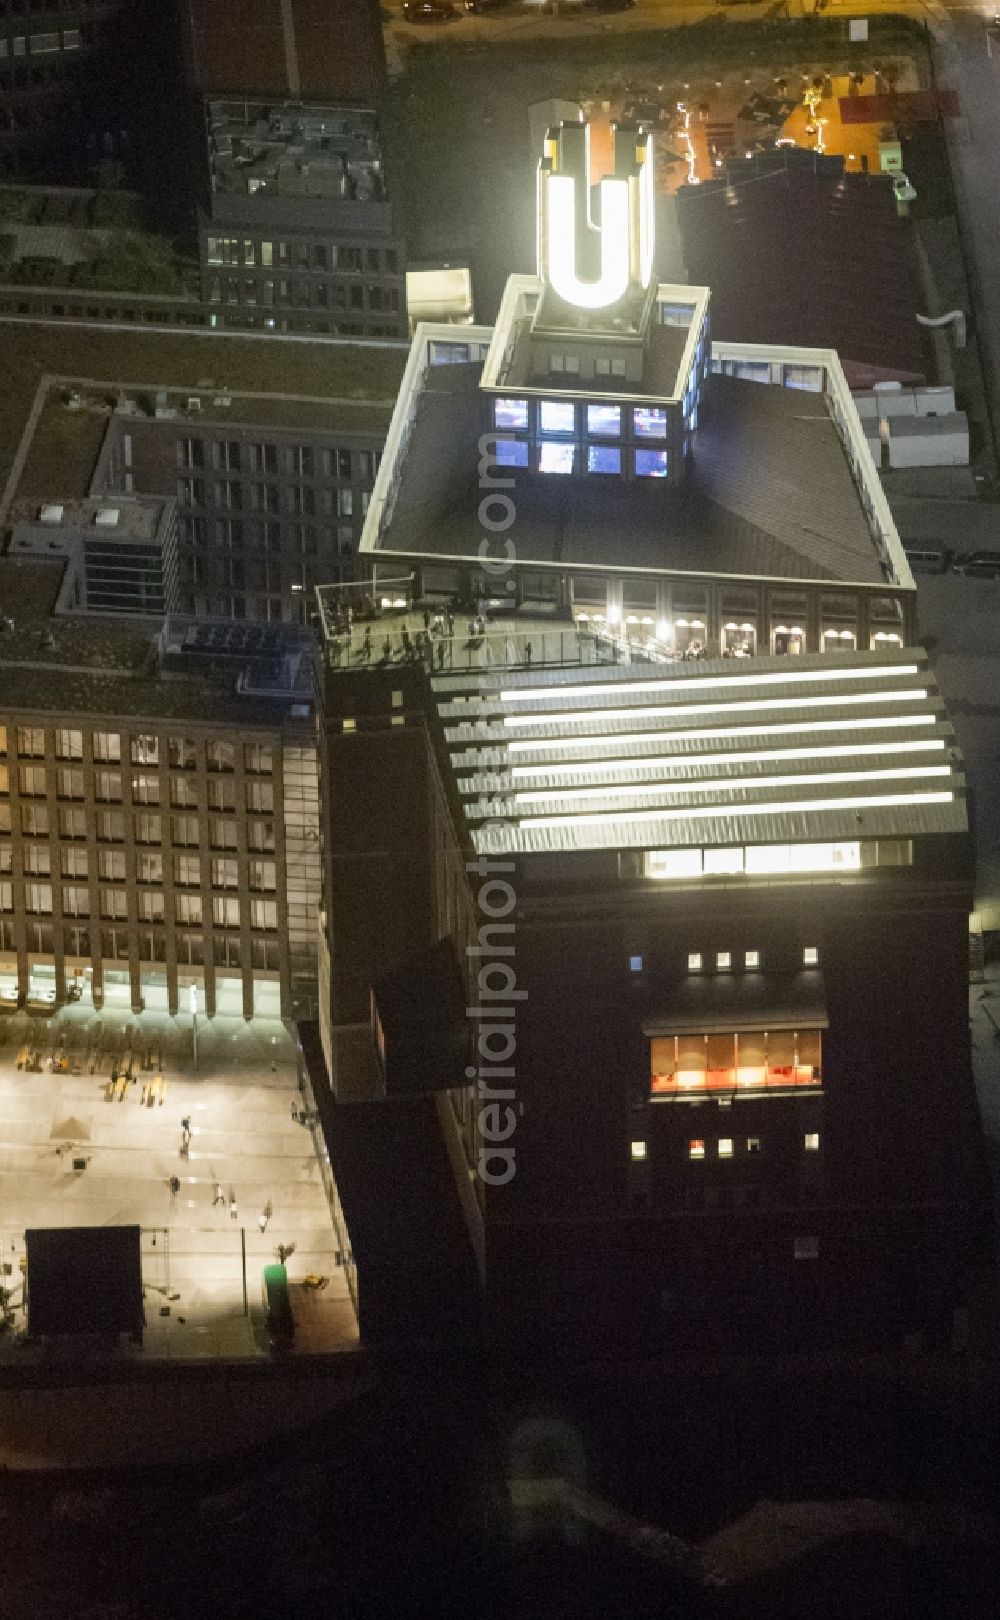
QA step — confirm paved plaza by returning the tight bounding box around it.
[0,1006,357,1361]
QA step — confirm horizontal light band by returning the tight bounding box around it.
[503,689,929,729]
[517,789,954,831]
[504,713,938,754]
[509,739,946,780]
[510,764,952,807]
[500,662,918,704]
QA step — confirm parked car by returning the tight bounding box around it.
[953,551,1000,578]
[903,546,951,575]
[404,0,457,21]
[892,173,917,204]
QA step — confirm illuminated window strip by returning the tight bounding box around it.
[517,789,954,831]
[503,689,929,729]
[509,738,946,781]
[504,713,938,754]
[511,764,952,808]
[500,662,919,704]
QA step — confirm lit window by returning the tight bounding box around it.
[703,847,744,876]
[629,955,643,973]
[718,1138,734,1158]
[631,1140,648,1162]
[794,1235,819,1260]
[746,1136,762,1153]
[494,398,528,431]
[687,952,703,973]
[803,946,819,965]
[647,849,701,880]
[716,951,731,972]
[342,718,356,734]
[539,400,576,435]
[804,1132,820,1152]
[633,406,668,439]
[745,949,760,968]
[496,439,529,467]
[587,402,621,437]
[539,441,575,475]
[688,1139,705,1160]
[635,448,668,478]
[587,445,621,474]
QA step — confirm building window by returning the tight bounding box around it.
[206,740,235,773]
[715,951,731,972]
[718,1138,734,1158]
[635,448,668,479]
[137,853,163,884]
[249,859,276,892]
[168,737,197,771]
[134,814,161,845]
[249,898,278,931]
[130,734,159,766]
[587,402,621,437]
[245,781,274,814]
[212,895,240,929]
[131,774,160,807]
[688,1139,706,1160]
[538,441,575,475]
[16,728,45,758]
[24,883,52,914]
[139,893,164,923]
[61,847,88,878]
[746,1136,762,1154]
[630,1141,647,1162]
[587,445,621,474]
[55,729,83,760]
[99,850,127,882]
[174,853,201,887]
[633,406,668,439]
[803,946,819,965]
[92,731,121,763]
[57,769,85,801]
[175,894,203,926]
[100,889,128,921]
[210,856,238,889]
[18,766,47,798]
[804,1132,820,1152]
[687,952,703,973]
[628,954,643,973]
[496,439,529,468]
[539,400,576,435]
[95,771,122,803]
[745,949,760,969]
[172,815,200,847]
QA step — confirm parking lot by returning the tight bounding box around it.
[0,1007,357,1362]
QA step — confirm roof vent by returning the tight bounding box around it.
[40,504,64,524]
[95,508,120,527]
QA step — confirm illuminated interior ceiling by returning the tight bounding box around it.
[432,648,965,857]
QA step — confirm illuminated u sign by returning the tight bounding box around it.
[538,121,655,311]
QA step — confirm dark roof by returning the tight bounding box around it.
[378,364,882,584]
[25,1225,144,1339]
[676,165,928,389]
[182,0,386,100]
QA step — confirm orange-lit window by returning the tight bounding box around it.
[688,1139,705,1160]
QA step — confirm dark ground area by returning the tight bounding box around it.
[2,1360,1000,1619]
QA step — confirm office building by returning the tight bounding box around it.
[302,120,991,1356]
[197,98,406,337]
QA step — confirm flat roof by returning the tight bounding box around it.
[0,557,310,725]
[0,320,406,514]
[431,647,966,856]
[372,363,885,585]
[11,494,167,541]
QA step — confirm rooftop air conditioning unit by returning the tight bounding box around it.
[187,398,202,413]
[95,508,120,527]
[40,505,64,524]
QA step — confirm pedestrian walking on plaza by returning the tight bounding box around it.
[258,1210,268,1233]
[212,1181,225,1207]
[291,1099,299,1122]
[230,1190,238,1221]
[169,1176,180,1199]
